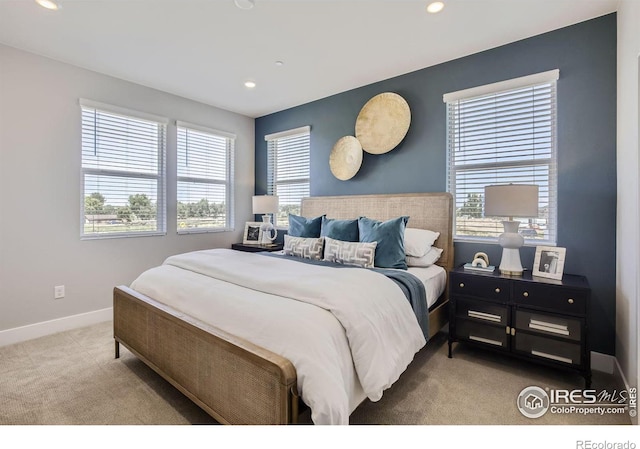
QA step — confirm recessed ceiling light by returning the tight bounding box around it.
[426,1,444,14]
[275,61,284,67]
[244,81,256,89]
[234,0,255,10]
[35,0,60,10]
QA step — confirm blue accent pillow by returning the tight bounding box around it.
[288,214,324,238]
[320,217,359,242]
[358,216,410,269]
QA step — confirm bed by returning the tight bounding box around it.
[113,192,454,424]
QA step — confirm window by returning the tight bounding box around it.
[265,126,311,227]
[80,100,167,239]
[444,70,558,244]
[176,122,235,233]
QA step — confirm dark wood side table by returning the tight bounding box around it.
[448,265,591,388]
[231,242,284,253]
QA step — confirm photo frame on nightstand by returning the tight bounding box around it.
[532,246,566,280]
[243,222,263,244]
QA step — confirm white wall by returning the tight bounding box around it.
[616,0,640,395]
[0,44,255,334]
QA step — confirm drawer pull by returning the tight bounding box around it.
[459,283,465,288]
[529,320,570,336]
[523,292,529,298]
[469,335,503,346]
[531,350,572,364]
[505,326,510,334]
[468,310,501,323]
[511,327,516,336]
[495,288,501,293]
[568,298,574,304]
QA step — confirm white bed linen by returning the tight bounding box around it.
[406,265,447,308]
[130,249,426,425]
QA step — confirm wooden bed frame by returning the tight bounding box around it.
[113,192,454,424]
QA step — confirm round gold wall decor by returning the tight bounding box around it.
[329,136,363,181]
[355,92,411,154]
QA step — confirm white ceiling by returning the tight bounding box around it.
[0,0,618,118]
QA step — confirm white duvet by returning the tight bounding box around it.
[130,249,426,424]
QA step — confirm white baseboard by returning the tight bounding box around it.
[591,351,637,424]
[591,350,615,374]
[613,357,638,425]
[0,308,113,347]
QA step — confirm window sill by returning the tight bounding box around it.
[177,228,233,235]
[453,236,557,247]
[81,231,167,240]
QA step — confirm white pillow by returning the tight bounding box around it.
[404,228,440,257]
[406,246,443,267]
[284,235,325,260]
[323,236,377,268]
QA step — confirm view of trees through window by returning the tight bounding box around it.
[274,204,301,228]
[83,191,227,234]
[83,192,158,234]
[177,199,227,230]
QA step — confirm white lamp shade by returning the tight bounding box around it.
[484,184,539,218]
[252,195,279,214]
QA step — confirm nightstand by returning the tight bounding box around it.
[448,266,591,388]
[231,242,284,253]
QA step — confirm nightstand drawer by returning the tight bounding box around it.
[450,274,510,302]
[514,310,582,342]
[457,298,508,326]
[514,333,582,366]
[456,320,508,349]
[512,284,587,315]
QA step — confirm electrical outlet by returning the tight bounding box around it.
[54,285,65,299]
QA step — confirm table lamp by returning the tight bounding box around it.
[252,195,279,245]
[484,184,539,276]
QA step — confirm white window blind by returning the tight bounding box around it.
[80,100,167,239]
[265,126,310,227]
[445,71,558,244]
[177,121,235,233]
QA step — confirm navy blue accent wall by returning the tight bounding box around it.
[255,14,617,355]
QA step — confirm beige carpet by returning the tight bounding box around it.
[0,321,631,426]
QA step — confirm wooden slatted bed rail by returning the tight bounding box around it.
[114,285,298,424]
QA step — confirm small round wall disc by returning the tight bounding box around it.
[329,136,363,181]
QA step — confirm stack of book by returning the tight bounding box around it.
[463,262,496,273]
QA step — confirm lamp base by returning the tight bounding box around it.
[498,220,524,276]
[260,214,277,244]
[499,248,524,276]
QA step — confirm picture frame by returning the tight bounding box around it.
[532,246,566,280]
[243,221,263,244]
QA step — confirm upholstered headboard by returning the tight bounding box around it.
[301,192,454,271]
